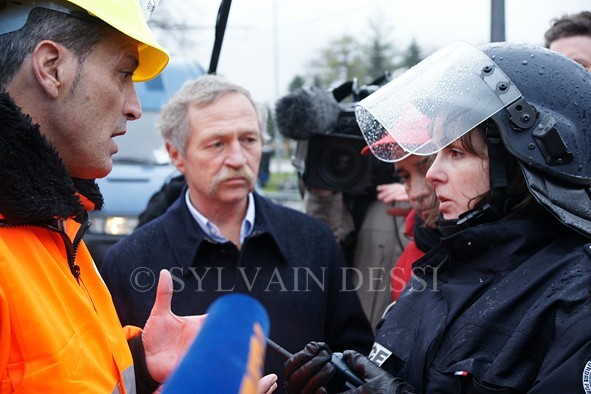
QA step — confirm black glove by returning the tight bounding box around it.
[342,350,416,394]
[284,341,336,394]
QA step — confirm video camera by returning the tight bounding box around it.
[275,74,397,195]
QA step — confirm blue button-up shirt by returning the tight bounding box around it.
[184,189,255,244]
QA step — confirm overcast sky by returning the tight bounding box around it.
[155,0,590,106]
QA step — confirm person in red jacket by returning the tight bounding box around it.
[383,155,440,301]
[363,139,440,302]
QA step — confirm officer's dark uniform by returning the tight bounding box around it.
[284,41,591,394]
[373,203,591,393]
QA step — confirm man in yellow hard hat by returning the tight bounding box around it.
[0,1,279,393]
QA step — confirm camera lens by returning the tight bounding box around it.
[303,134,371,193]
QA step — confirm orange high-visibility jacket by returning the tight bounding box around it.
[0,91,141,392]
[0,201,141,393]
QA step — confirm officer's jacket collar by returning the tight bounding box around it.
[417,202,571,280]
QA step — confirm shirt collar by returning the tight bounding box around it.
[184,189,255,244]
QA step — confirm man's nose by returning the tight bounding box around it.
[124,85,142,121]
[225,141,247,166]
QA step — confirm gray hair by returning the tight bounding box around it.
[0,7,111,88]
[158,74,268,153]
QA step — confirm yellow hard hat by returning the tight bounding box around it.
[67,0,169,82]
[0,0,169,82]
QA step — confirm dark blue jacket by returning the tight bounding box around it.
[101,191,373,387]
[373,204,591,393]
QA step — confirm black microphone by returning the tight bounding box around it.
[267,338,364,390]
[330,352,365,389]
[274,86,342,140]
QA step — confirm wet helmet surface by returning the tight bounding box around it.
[482,42,591,185]
[482,43,591,237]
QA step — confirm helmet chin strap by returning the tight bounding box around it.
[455,121,509,228]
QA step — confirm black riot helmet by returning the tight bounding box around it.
[355,41,591,237]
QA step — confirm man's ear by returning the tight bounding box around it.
[166,141,186,174]
[31,40,68,99]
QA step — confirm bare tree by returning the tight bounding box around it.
[298,17,424,93]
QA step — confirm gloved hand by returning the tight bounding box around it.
[342,350,416,394]
[284,341,336,394]
[284,342,417,394]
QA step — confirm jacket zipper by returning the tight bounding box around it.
[51,218,90,281]
[0,217,90,281]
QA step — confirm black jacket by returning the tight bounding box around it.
[373,204,591,393]
[100,190,374,389]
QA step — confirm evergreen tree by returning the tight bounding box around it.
[364,14,398,81]
[287,75,306,92]
[400,38,423,69]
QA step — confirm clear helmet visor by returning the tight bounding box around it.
[355,41,523,162]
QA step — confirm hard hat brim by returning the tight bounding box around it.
[67,0,169,82]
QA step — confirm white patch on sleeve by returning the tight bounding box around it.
[582,359,591,394]
[368,342,392,367]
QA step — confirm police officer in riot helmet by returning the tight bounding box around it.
[284,41,591,393]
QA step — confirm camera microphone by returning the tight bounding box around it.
[274,86,342,140]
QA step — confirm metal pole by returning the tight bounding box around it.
[490,0,506,42]
[208,0,232,74]
[272,0,283,172]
